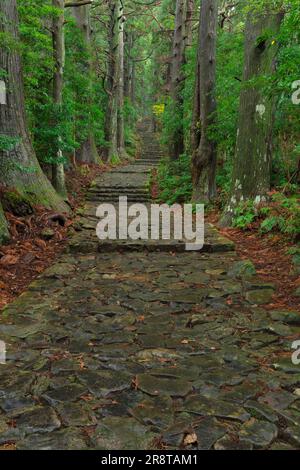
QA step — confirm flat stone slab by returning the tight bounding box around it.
[92,417,156,450]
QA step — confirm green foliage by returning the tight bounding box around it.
[157,154,192,205]
[232,201,257,229]
[0,135,21,152]
[18,0,107,167]
[263,193,300,238]
[161,96,182,147]
[232,192,300,239]
[124,97,138,153]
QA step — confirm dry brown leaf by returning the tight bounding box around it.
[35,238,47,249]
[183,433,197,446]
[0,254,19,266]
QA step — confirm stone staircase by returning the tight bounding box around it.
[68,119,235,254]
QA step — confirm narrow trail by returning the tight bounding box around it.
[0,121,299,450]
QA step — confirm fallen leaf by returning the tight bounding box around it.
[35,238,47,249]
[0,255,19,266]
[183,433,197,446]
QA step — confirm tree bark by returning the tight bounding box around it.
[52,0,68,198]
[191,10,201,153]
[221,11,284,226]
[0,202,9,244]
[0,0,67,213]
[71,3,100,163]
[169,0,186,160]
[191,0,218,202]
[184,0,194,49]
[117,1,128,159]
[124,31,135,103]
[105,0,127,162]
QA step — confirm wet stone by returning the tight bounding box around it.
[227,260,256,279]
[282,425,300,446]
[93,416,156,450]
[194,416,227,450]
[238,419,278,448]
[0,397,37,417]
[258,390,296,411]
[200,370,243,387]
[135,348,180,362]
[263,323,292,336]
[42,384,86,405]
[55,402,97,427]
[269,441,295,450]
[244,400,278,423]
[51,358,81,375]
[182,273,210,284]
[17,428,87,450]
[129,396,174,430]
[0,322,44,339]
[214,435,253,450]
[44,263,76,278]
[219,382,263,404]
[137,373,193,397]
[245,289,274,305]
[16,406,61,434]
[269,310,300,325]
[76,369,132,397]
[0,422,24,445]
[272,359,300,374]
[182,396,250,422]
[30,375,50,396]
[0,371,34,399]
[161,421,191,448]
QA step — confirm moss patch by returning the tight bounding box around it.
[2,190,33,217]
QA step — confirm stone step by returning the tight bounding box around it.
[89,187,149,194]
[87,197,151,204]
[68,225,235,255]
[135,161,160,165]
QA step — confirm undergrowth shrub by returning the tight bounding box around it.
[157,154,192,205]
[232,192,300,240]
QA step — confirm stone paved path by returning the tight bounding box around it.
[0,121,300,450]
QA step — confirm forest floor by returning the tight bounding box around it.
[0,163,116,310]
[208,212,300,312]
[0,121,299,450]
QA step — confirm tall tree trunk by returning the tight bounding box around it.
[105,0,126,162]
[169,0,186,160]
[52,0,68,198]
[0,0,67,213]
[191,11,201,153]
[184,0,194,49]
[117,1,128,159]
[0,202,9,244]
[124,31,135,104]
[221,11,284,226]
[192,0,218,202]
[71,3,100,163]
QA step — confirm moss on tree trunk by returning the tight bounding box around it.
[105,0,127,162]
[191,0,218,202]
[0,202,9,244]
[0,0,68,213]
[221,11,284,226]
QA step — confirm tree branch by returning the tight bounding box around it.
[65,1,93,8]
